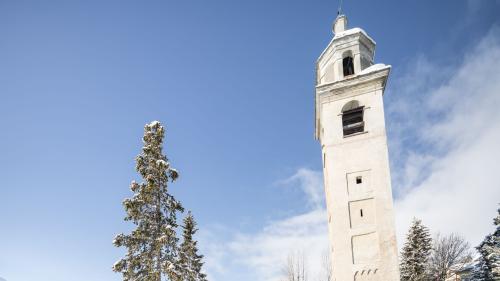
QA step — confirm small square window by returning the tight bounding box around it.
[356,176,362,184]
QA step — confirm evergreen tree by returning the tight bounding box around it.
[400,218,432,281]
[473,208,500,280]
[113,121,184,281]
[178,211,208,281]
[471,254,490,281]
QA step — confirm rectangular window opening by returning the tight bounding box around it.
[360,209,364,217]
[343,56,355,76]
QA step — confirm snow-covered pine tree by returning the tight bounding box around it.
[399,218,432,281]
[473,208,500,280]
[178,211,208,281]
[471,254,490,281]
[113,121,184,281]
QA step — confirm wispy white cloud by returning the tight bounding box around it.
[200,169,328,281]
[391,26,500,247]
[227,208,328,281]
[276,168,325,209]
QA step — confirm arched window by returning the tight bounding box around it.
[342,100,364,136]
[343,56,354,76]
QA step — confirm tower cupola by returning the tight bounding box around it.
[316,15,380,86]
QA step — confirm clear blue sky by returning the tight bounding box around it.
[1,1,499,281]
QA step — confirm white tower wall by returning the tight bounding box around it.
[315,16,400,281]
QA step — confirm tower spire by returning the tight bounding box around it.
[333,13,348,34]
[333,0,347,34]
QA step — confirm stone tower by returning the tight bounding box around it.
[315,15,400,281]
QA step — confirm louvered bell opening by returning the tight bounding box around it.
[342,107,364,136]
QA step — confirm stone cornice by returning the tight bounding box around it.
[314,67,390,140]
[317,67,389,94]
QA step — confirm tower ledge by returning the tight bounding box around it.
[314,65,391,140]
[333,27,376,44]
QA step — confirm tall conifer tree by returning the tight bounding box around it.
[113,121,184,281]
[473,208,500,280]
[400,218,432,281]
[178,212,208,281]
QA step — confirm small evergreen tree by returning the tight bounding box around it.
[113,121,184,281]
[473,208,500,280]
[400,218,432,281]
[179,211,208,281]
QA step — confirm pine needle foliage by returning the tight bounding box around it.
[178,212,208,281]
[473,208,500,280]
[400,218,432,281]
[113,121,184,281]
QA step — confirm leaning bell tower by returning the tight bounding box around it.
[315,15,400,281]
